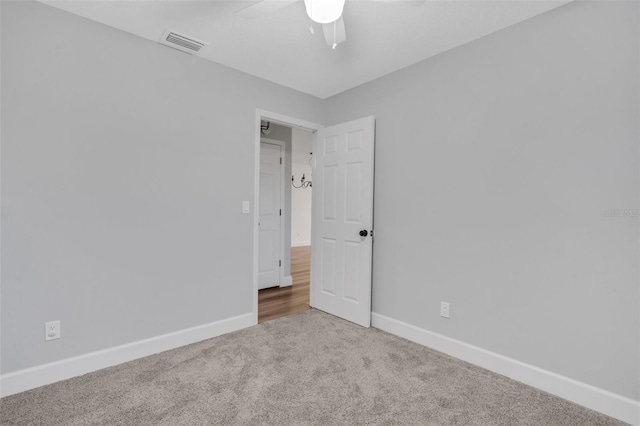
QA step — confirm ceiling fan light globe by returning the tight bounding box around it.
[304,0,345,24]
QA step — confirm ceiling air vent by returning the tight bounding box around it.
[159,29,208,55]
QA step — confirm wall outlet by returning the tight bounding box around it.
[45,320,61,341]
[440,302,450,319]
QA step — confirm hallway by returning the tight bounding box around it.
[258,246,310,323]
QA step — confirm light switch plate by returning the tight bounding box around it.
[242,201,250,214]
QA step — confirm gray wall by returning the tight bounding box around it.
[0,1,323,373]
[325,1,639,400]
[260,122,293,279]
[2,0,638,404]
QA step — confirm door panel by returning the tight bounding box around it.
[259,142,282,290]
[311,116,375,327]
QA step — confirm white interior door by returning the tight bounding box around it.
[311,116,375,327]
[259,142,282,290]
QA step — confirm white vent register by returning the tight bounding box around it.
[159,29,208,55]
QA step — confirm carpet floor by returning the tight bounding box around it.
[0,309,627,425]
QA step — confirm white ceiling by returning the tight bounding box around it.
[41,0,570,99]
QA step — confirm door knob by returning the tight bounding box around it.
[359,230,368,237]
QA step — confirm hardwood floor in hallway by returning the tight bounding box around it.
[258,245,310,323]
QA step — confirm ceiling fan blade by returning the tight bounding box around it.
[322,16,346,47]
[371,0,425,6]
[236,0,299,19]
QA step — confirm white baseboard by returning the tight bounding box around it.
[280,276,293,287]
[0,313,254,398]
[371,313,640,426]
[291,241,310,247]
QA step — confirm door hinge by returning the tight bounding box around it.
[279,259,282,267]
[279,209,282,216]
[280,157,282,164]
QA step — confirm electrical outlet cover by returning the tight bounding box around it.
[45,320,61,341]
[440,302,450,319]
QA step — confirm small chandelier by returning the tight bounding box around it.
[292,174,312,189]
[304,0,345,24]
[292,152,313,189]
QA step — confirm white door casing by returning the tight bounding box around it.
[311,116,375,327]
[259,142,283,290]
[252,110,323,324]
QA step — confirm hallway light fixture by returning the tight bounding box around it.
[260,120,271,135]
[292,174,312,189]
[292,152,313,189]
[304,0,345,24]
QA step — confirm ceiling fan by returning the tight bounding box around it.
[236,0,424,50]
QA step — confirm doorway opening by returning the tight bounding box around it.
[253,110,376,328]
[253,110,322,324]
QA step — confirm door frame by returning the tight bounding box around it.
[253,109,323,325]
[259,138,286,290]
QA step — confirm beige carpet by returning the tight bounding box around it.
[0,309,627,425]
